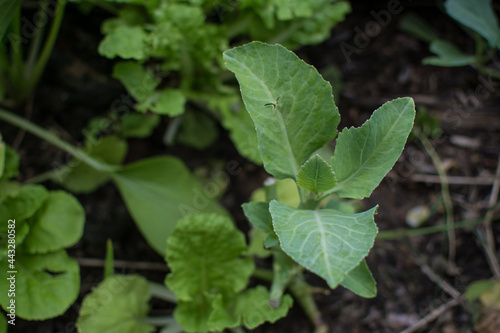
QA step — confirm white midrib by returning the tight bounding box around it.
[313,211,334,284]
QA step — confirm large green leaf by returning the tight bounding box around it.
[165,213,254,301]
[0,0,22,40]
[423,40,475,67]
[111,156,227,255]
[445,0,500,48]
[269,200,378,288]
[296,154,336,193]
[223,42,340,179]
[331,98,415,199]
[0,250,79,320]
[77,275,155,333]
[23,191,85,254]
[340,260,377,298]
[165,213,254,332]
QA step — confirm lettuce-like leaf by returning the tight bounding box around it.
[0,250,80,320]
[165,213,253,301]
[23,191,85,253]
[77,275,155,333]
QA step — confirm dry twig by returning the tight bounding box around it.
[400,296,463,333]
[478,154,500,278]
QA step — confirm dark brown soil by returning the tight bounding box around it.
[2,1,500,333]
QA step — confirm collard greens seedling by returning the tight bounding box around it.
[224,42,415,297]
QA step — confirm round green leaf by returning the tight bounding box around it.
[0,250,80,320]
[24,191,85,254]
[77,275,155,333]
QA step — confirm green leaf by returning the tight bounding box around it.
[251,178,301,208]
[0,145,19,182]
[24,191,85,253]
[242,201,273,235]
[296,154,336,193]
[331,97,415,199]
[465,279,495,302]
[57,135,127,193]
[77,275,155,333]
[399,13,441,43]
[234,286,293,329]
[269,201,378,288]
[445,0,500,48]
[223,42,340,179]
[141,89,186,117]
[246,1,351,48]
[422,40,476,67]
[0,250,79,320]
[174,292,239,333]
[0,0,22,40]
[112,61,160,102]
[177,110,218,149]
[99,25,148,59]
[0,184,48,222]
[111,156,227,255]
[165,213,254,301]
[340,260,377,298]
[119,113,160,138]
[212,94,262,164]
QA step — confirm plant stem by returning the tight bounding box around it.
[22,0,66,100]
[0,108,119,173]
[149,281,177,303]
[416,132,456,263]
[376,214,500,240]
[478,154,500,278]
[24,0,48,81]
[9,6,24,93]
[289,275,328,333]
[252,267,274,281]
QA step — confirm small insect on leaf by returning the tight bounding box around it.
[264,97,280,110]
